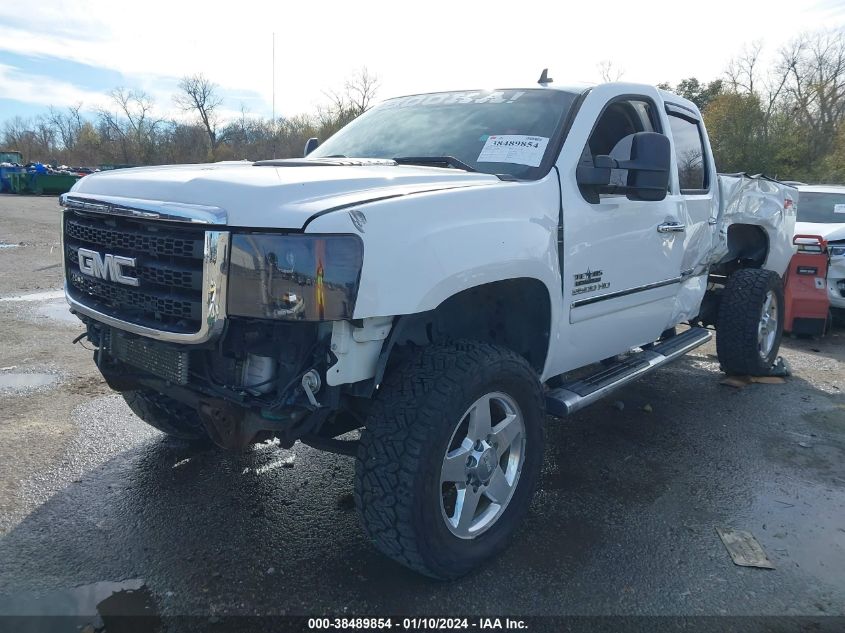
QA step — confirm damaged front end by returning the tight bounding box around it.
[61,194,371,451]
[82,317,345,451]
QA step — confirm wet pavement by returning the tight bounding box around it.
[0,371,59,393]
[0,195,844,631]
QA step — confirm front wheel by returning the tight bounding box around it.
[354,341,544,579]
[716,268,785,375]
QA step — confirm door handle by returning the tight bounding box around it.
[657,221,686,234]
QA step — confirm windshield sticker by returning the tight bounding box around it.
[380,91,527,109]
[834,204,845,214]
[476,135,549,167]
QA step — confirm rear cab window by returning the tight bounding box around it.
[665,107,709,193]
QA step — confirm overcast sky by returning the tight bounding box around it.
[1,0,844,123]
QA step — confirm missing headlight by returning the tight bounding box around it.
[227,234,363,321]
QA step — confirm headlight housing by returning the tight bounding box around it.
[228,233,363,321]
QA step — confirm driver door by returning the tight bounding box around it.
[555,88,686,370]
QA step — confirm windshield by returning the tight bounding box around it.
[310,89,579,179]
[797,191,845,224]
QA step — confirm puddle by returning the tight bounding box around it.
[0,289,79,326]
[0,289,64,302]
[0,579,161,632]
[35,301,79,325]
[0,372,59,393]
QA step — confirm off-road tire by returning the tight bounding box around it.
[123,389,209,441]
[716,268,784,375]
[354,341,544,579]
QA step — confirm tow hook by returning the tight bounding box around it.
[199,398,316,451]
[198,399,268,451]
[301,370,322,408]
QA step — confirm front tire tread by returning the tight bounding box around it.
[354,341,543,579]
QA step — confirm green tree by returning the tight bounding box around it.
[817,127,845,183]
[704,92,767,173]
[658,78,724,111]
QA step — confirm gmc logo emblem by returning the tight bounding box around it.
[77,247,139,287]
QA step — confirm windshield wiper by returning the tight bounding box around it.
[393,156,477,172]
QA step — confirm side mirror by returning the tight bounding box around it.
[304,137,320,157]
[576,154,614,186]
[575,132,671,202]
[621,132,670,202]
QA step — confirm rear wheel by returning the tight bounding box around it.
[354,341,544,579]
[122,389,209,442]
[716,269,784,375]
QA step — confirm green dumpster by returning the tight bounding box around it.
[6,172,81,195]
[30,173,81,195]
[7,172,30,194]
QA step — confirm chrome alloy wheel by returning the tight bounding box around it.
[758,290,779,359]
[439,392,526,539]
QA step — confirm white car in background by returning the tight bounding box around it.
[795,184,845,313]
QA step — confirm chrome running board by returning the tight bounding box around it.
[546,327,712,417]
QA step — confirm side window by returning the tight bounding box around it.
[580,99,660,200]
[667,113,708,192]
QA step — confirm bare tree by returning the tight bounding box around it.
[32,116,57,157]
[598,60,624,83]
[98,87,161,164]
[725,40,794,154]
[726,41,763,94]
[345,67,380,115]
[780,28,845,161]
[2,117,37,160]
[320,67,380,132]
[1,116,58,162]
[48,103,84,152]
[175,73,224,160]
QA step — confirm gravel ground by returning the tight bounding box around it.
[0,194,843,631]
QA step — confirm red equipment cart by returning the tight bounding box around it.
[784,234,830,336]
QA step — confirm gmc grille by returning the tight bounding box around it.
[63,210,207,334]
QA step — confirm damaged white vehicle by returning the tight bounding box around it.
[793,183,845,316]
[60,79,796,578]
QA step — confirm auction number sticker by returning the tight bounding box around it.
[834,203,845,214]
[477,135,549,167]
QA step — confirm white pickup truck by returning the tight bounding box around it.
[793,183,845,316]
[60,78,796,578]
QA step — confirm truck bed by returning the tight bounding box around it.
[712,173,798,276]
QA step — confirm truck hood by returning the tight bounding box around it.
[68,160,501,229]
[795,221,845,242]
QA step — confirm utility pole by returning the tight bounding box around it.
[272,32,276,159]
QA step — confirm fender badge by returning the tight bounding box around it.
[574,269,603,286]
[348,209,367,233]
